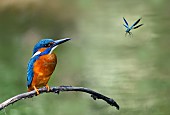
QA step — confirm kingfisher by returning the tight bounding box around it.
[123,17,143,36]
[27,38,71,94]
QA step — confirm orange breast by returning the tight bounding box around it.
[28,53,57,91]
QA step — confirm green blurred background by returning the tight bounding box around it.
[0,0,169,115]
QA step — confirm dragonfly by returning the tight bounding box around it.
[123,17,143,36]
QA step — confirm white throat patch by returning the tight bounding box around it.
[49,45,58,54]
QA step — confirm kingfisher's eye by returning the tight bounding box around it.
[44,44,48,47]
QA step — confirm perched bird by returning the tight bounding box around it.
[27,38,71,94]
[123,17,143,36]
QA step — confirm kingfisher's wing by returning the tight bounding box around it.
[27,58,34,87]
[123,17,129,27]
[133,24,143,29]
[27,55,40,87]
[130,18,142,29]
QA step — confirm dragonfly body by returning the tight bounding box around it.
[123,17,143,36]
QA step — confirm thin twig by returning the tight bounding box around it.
[0,86,119,110]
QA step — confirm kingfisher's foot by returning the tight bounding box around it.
[46,84,50,92]
[33,86,40,95]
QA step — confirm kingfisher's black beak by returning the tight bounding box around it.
[53,38,71,46]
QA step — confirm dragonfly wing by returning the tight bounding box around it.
[123,24,129,29]
[131,18,142,29]
[133,24,143,29]
[123,17,129,27]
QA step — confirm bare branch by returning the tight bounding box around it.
[0,86,119,110]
